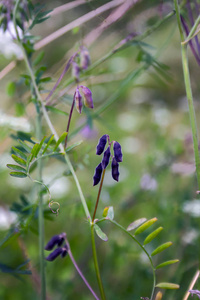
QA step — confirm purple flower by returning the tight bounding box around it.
[93,163,103,186]
[111,157,119,181]
[189,290,200,299]
[80,46,90,70]
[61,244,69,258]
[75,89,83,114]
[45,247,63,261]
[113,141,123,162]
[102,147,111,169]
[45,232,66,251]
[80,86,94,109]
[96,135,108,155]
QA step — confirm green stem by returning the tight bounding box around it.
[92,169,106,222]
[90,224,106,300]
[35,102,46,300]
[108,220,156,300]
[182,14,200,45]
[13,23,91,221]
[174,0,200,189]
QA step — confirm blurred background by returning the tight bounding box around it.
[0,0,200,299]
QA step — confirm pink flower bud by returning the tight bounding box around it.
[80,86,94,109]
[75,89,83,114]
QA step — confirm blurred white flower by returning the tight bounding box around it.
[0,206,17,230]
[153,107,171,127]
[0,110,32,132]
[117,113,140,131]
[140,173,157,191]
[0,22,22,59]
[182,199,200,217]
[182,229,198,244]
[121,136,142,154]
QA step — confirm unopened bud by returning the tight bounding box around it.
[80,86,94,109]
[61,244,69,258]
[155,292,162,300]
[45,233,66,251]
[80,46,90,70]
[102,147,111,169]
[113,141,123,162]
[111,157,119,181]
[96,135,107,155]
[75,89,83,114]
[45,248,63,261]
[93,163,103,186]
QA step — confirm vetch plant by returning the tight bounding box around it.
[3,0,199,299]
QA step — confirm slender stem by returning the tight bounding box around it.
[108,219,156,300]
[90,224,106,300]
[92,169,106,223]
[174,0,200,189]
[35,102,46,300]
[182,14,200,45]
[65,239,100,300]
[64,93,75,149]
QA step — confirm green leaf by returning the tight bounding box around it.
[151,242,172,257]
[42,135,54,154]
[7,164,26,172]
[26,154,33,168]
[6,82,16,97]
[143,227,163,245]
[156,259,179,269]
[106,206,114,220]
[11,155,27,167]
[33,51,45,66]
[53,132,67,152]
[134,218,157,235]
[155,282,179,289]
[31,143,39,158]
[46,105,68,116]
[10,172,27,178]
[94,224,108,242]
[12,147,27,160]
[18,140,32,153]
[65,140,83,153]
[35,136,46,157]
[127,218,147,231]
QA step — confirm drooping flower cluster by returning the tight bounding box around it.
[75,85,94,114]
[93,135,123,186]
[45,232,68,261]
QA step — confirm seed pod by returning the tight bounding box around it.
[80,46,90,70]
[45,248,63,261]
[93,163,103,186]
[80,86,94,109]
[96,135,107,155]
[113,141,123,162]
[102,147,111,169]
[111,157,119,181]
[75,89,83,114]
[45,232,66,251]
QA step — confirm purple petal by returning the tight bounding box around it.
[93,163,103,186]
[45,248,63,261]
[80,46,90,70]
[113,141,123,162]
[80,86,94,109]
[75,89,83,114]
[96,135,108,155]
[102,147,111,169]
[111,157,119,182]
[45,232,66,250]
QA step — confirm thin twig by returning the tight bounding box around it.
[183,270,200,300]
[48,0,90,17]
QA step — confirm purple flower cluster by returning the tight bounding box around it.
[45,233,68,261]
[75,85,94,114]
[93,135,123,186]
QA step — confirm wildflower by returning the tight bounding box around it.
[93,135,123,185]
[75,89,83,114]
[93,163,103,186]
[102,147,111,169]
[80,86,94,109]
[45,232,66,251]
[72,62,80,82]
[46,247,63,261]
[113,141,123,162]
[111,157,119,182]
[96,135,108,155]
[189,290,200,299]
